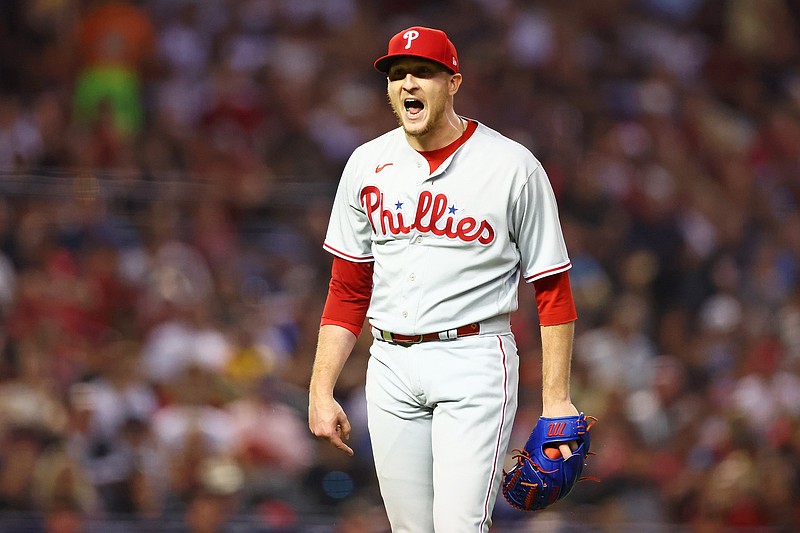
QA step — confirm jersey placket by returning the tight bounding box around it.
[396,155,437,333]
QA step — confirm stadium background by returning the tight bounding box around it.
[1,0,799,531]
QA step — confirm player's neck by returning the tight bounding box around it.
[405,111,465,152]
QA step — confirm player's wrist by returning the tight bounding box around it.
[309,379,336,400]
[541,400,578,418]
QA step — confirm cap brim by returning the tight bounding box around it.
[373,54,455,74]
[373,54,395,73]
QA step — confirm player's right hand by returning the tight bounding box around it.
[309,397,354,456]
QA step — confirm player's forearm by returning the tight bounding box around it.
[309,324,359,397]
[540,321,576,415]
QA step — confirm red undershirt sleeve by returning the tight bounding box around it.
[533,271,578,326]
[320,256,374,337]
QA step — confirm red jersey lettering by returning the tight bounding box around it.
[360,185,495,245]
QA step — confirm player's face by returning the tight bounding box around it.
[386,58,461,143]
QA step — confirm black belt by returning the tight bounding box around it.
[373,323,480,344]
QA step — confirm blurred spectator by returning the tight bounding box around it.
[226,376,313,514]
[32,447,98,517]
[0,94,44,170]
[72,0,155,141]
[65,339,162,516]
[575,292,657,396]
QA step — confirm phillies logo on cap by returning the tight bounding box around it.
[374,26,459,74]
[403,30,419,49]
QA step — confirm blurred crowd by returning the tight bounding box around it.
[0,0,799,531]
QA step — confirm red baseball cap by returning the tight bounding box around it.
[374,26,459,74]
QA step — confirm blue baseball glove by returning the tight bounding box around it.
[501,413,596,511]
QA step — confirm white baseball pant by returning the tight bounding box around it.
[365,329,519,533]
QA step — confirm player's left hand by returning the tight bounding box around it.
[541,401,579,458]
[502,412,596,511]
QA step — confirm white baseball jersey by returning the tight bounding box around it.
[323,120,571,335]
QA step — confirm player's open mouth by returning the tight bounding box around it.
[404,98,424,117]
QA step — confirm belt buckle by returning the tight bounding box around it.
[393,334,424,345]
[381,330,423,345]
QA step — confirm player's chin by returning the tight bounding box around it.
[401,113,429,136]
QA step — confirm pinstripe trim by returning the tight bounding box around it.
[322,242,374,262]
[524,260,572,283]
[479,335,509,531]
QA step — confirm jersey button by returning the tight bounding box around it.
[402,311,408,318]
[409,273,416,281]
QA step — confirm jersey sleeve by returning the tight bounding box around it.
[532,270,577,325]
[323,150,374,262]
[512,162,571,282]
[321,257,374,336]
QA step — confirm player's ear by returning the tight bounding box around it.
[448,73,462,96]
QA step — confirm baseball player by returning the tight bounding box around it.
[308,26,581,532]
